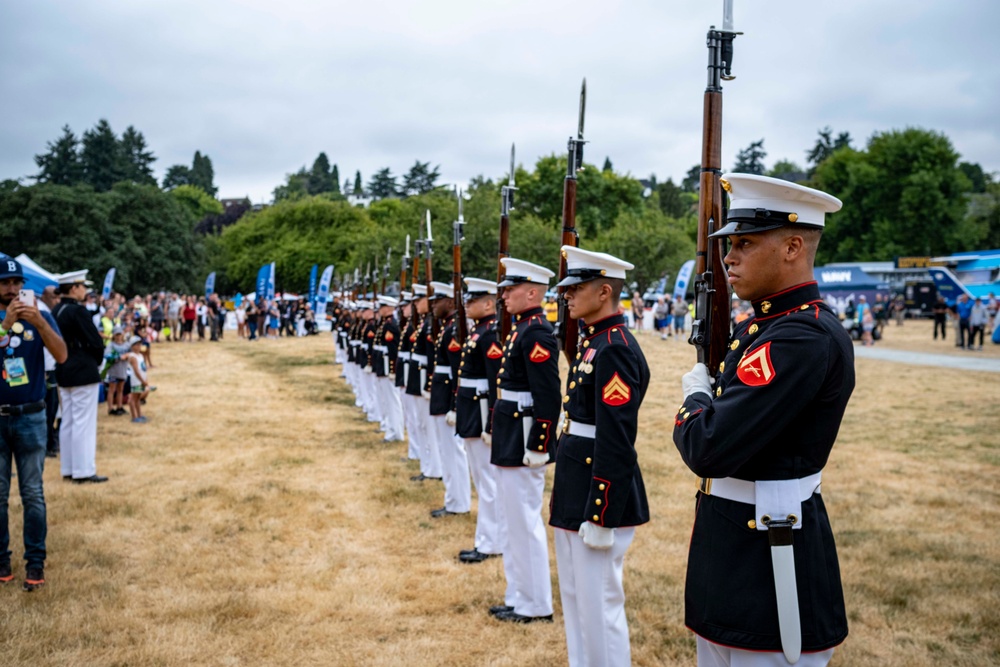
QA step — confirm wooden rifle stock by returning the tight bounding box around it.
[453,223,468,345]
[497,145,516,341]
[555,80,586,364]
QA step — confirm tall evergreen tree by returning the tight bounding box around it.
[81,119,126,192]
[353,170,363,195]
[368,168,398,199]
[681,164,701,192]
[806,127,852,171]
[401,160,440,196]
[34,125,84,185]
[733,139,767,175]
[602,157,613,172]
[120,126,157,186]
[331,164,341,194]
[190,151,217,196]
[308,152,334,195]
[655,178,687,218]
[162,165,192,190]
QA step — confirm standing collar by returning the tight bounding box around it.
[581,313,625,339]
[514,306,544,322]
[751,282,821,319]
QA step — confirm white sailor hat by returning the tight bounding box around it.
[429,281,454,300]
[464,277,497,297]
[357,300,375,310]
[399,291,413,303]
[412,284,428,297]
[710,173,842,238]
[377,295,399,308]
[555,246,634,287]
[498,258,554,287]
[57,269,93,286]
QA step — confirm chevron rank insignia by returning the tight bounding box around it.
[367,331,375,338]
[448,339,461,352]
[529,342,551,363]
[602,373,631,406]
[486,343,503,359]
[736,341,775,387]
[385,332,394,342]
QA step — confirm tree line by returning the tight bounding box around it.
[5,120,998,297]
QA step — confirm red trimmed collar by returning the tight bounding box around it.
[581,313,626,339]
[751,282,821,319]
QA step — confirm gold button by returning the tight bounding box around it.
[800,304,809,310]
[749,324,758,335]
[537,445,544,451]
[496,379,501,385]
[513,412,519,418]
[611,328,618,333]
[595,499,602,506]
[583,341,590,348]
[571,366,577,373]
[563,396,569,403]
[588,327,594,334]
[748,520,757,530]
[585,458,592,464]
[539,435,545,440]
[730,340,739,351]
[716,387,722,397]
[499,369,505,374]
[593,515,600,521]
[542,423,548,428]
[460,362,465,366]
[569,381,576,389]
[598,483,606,491]
[576,352,582,360]
[718,361,725,373]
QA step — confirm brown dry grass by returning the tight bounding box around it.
[0,320,996,666]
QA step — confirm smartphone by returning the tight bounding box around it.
[18,289,35,307]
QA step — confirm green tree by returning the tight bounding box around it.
[353,170,363,195]
[308,152,335,195]
[655,178,689,218]
[682,164,701,192]
[190,151,217,196]
[81,119,126,192]
[119,126,157,186]
[766,159,805,182]
[733,139,767,175]
[963,182,1000,248]
[602,157,613,172]
[170,184,223,221]
[958,161,991,193]
[273,168,309,202]
[806,127,853,170]
[162,165,192,190]
[401,161,440,196]
[331,164,340,194]
[594,207,695,293]
[368,168,398,199]
[34,125,84,186]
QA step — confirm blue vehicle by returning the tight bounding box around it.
[927,249,1000,305]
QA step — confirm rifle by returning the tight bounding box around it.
[400,236,411,327]
[453,188,468,345]
[496,144,516,340]
[352,267,360,301]
[689,0,740,379]
[365,261,371,301]
[413,237,423,323]
[555,78,587,363]
[424,210,438,340]
[381,247,391,296]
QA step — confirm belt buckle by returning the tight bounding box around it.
[562,416,571,437]
[697,477,713,495]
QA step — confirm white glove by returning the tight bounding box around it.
[445,410,456,426]
[579,522,614,550]
[682,362,713,399]
[523,449,548,468]
[481,432,492,446]
[421,390,431,400]
[363,366,372,374]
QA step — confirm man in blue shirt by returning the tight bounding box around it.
[0,258,67,591]
[955,294,973,349]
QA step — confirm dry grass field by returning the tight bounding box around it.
[0,318,997,666]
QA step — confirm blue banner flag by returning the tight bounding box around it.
[205,271,216,297]
[256,264,270,304]
[101,268,116,300]
[673,260,694,301]
[267,262,276,301]
[316,264,334,315]
[308,264,318,308]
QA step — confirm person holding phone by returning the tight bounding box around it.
[0,257,67,591]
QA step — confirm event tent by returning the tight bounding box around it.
[1,252,58,294]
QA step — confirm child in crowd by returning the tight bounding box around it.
[104,326,132,415]
[125,335,153,423]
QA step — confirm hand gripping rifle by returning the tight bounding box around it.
[496,144,516,341]
[424,210,439,340]
[453,189,468,345]
[555,78,587,363]
[689,1,740,380]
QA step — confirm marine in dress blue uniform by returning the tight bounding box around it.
[549,246,650,667]
[405,285,441,481]
[489,258,560,623]
[673,174,854,667]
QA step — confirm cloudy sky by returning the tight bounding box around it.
[2,0,997,203]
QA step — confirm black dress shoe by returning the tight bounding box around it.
[62,475,72,481]
[459,548,477,557]
[73,475,109,484]
[459,549,500,564]
[431,507,467,518]
[494,610,553,624]
[488,605,514,617]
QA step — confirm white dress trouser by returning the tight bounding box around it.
[555,526,636,667]
[496,465,552,618]
[377,378,405,441]
[430,418,470,513]
[464,437,503,554]
[362,371,380,422]
[418,398,442,478]
[696,637,834,667]
[401,392,423,461]
[58,383,99,479]
[399,388,419,459]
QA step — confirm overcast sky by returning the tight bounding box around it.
[2,0,998,204]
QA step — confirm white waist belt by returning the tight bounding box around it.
[697,472,822,505]
[398,351,411,360]
[434,368,452,378]
[563,420,595,438]
[496,388,533,407]
[350,340,362,346]
[459,378,489,391]
[373,345,388,353]
[410,354,428,365]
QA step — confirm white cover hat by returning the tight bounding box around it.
[57,269,93,286]
[498,258,554,287]
[377,295,399,307]
[464,277,497,296]
[400,291,413,303]
[711,173,842,237]
[556,246,634,287]
[429,281,454,300]
[411,284,428,296]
